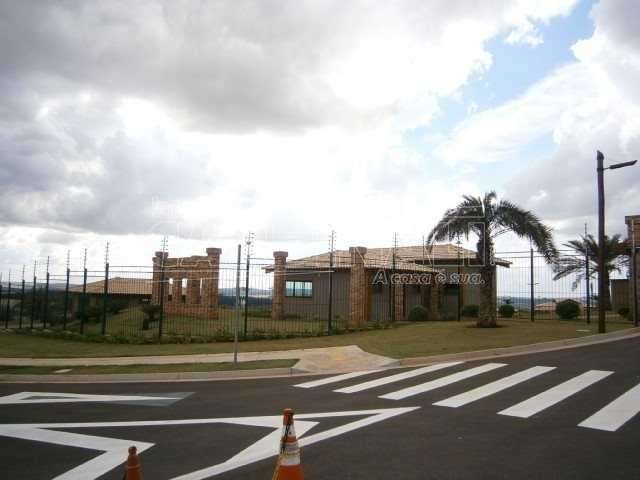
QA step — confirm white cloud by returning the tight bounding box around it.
[0,1,592,269]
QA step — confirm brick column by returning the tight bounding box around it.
[349,246,368,327]
[205,248,221,318]
[394,283,405,322]
[272,251,288,321]
[151,251,164,305]
[429,279,441,321]
[186,265,200,305]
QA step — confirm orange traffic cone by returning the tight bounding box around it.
[272,408,304,480]
[124,445,143,480]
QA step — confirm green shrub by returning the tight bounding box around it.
[108,298,129,315]
[498,304,515,318]
[555,300,581,320]
[141,304,161,329]
[407,305,429,322]
[461,305,479,318]
[618,306,630,318]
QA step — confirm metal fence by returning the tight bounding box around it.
[0,255,356,339]
[0,247,632,340]
[495,249,628,323]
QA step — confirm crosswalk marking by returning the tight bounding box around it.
[294,369,384,389]
[379,363,507,401]
[499,370,613,418]
[578,382,640,432]
[334,362,463,394]
[434,366,556,408]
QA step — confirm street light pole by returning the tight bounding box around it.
[597,151,606,333]
[596,151,638,334]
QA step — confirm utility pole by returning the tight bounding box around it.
[158,236,168,339]
[596,150,637,333]
[244,232,254,338]
[597,151,606,333]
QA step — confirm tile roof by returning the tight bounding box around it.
[68,277,152,295]
[271,244,509,272]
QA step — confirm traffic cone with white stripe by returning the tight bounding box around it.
[124,445,143,480]
[272,408,304,480]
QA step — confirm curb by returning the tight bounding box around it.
[399,326,640,367]
[0,367,311,384]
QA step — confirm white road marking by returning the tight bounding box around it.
[0,407,419,479]
[379,363,507,400]
[578,382,640,432]
[3,427,154,480]
[0,391,182,405]
[334,362,463,394]
[171,407,419,480]
[434,366,556,408]
[499,370,613,418]
[294,369,384,389]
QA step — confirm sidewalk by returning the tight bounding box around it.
[0,345,398,373]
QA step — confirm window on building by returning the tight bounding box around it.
[285,281,313,298]
[181,278,187,303]
[168,278,173,301]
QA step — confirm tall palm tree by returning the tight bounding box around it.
[552,234,628,310]
[428,191,557,327]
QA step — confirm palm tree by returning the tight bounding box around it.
[552,234,628,310]
[427,191,557,327]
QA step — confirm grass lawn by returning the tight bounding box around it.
[0,359,297,375]
[0,317,636,359]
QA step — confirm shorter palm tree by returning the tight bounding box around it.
[553,234,629,310]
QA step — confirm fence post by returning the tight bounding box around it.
[327,230,335,334]
[63,252,70,330]
[234,244,242,365]
[585,248,591,324]
[43,259,50,329]
[244,247,250,338]
[80,265,87,334]
[30,266,36,329]
[529,247,535,322]
[0,281,4,329]
[19,275,25,329]
[101,262,109,335]
[5,274,11,329]
[158,247,166,340]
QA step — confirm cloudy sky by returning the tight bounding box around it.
[1,0,639,274]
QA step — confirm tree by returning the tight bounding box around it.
[552,234,628,311]
[428,191,557,328]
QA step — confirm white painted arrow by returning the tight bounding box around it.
[0,391,183,405]
[0,407,419,479]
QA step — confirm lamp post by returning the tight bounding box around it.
[596,150,637,333]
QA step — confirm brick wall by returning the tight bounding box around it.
[151,247,221,319]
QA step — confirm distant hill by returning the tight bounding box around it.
[498,296,589,309]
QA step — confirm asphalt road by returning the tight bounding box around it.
[1,337,639,479]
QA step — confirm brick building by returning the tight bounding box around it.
[267,244,510,327]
